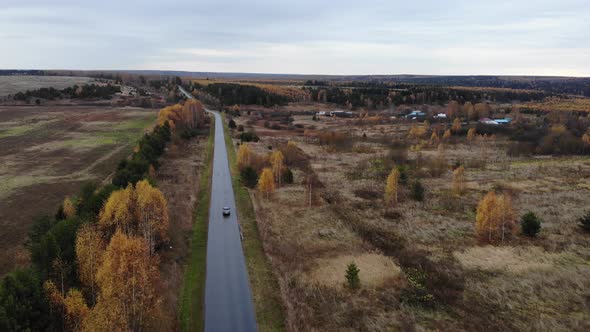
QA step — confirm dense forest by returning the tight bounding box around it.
[304,84,549,109]
[189,82,291,107]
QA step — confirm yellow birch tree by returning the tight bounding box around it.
[237,143,252,170]
[385,168,400,207]
[257,168,275,198]
[135,180,169,255]
[270,151,285,187]
[452,166,466,195]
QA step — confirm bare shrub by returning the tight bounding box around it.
[353,188,381,200]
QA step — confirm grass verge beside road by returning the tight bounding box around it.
[221,113,286,332]
[179,118,214,332]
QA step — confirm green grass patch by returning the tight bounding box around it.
[61,114,157,150]
[221,113,286,332]
[0,119,59,138]
[179,118,214,332]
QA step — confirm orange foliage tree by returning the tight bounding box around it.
[44,281,89,332]
[98,185,135,236]
[270,151,285,187]
[76,224,105,304]
[257,168,275,198]
[157,99,205,132]
[63,197,77,219]
[85,231,161,332]
[475,191,517,242]
[385,168,400,207]
[467,128,477,141]
[135,180,169,255]
[98,180,169,253]
[452,166,466,196]
[443,129,452,141]
[447,100,460,118]
[451,118,461,133]
[430,130,439,144]
[237,143,252,170]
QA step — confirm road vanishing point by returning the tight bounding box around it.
[179,86,258,332]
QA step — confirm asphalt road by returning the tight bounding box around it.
[178,86,258,332]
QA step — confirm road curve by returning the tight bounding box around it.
[178,86,258,332]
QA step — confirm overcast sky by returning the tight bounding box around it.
[1,0,589,76]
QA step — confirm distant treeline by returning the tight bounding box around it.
[189,82,291,107]
[13,84,121,101]
[304,84,549,109]
[309,76,590,97]
[0,70,47,76]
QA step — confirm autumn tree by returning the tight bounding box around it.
[157,99,205,133]
[474,103,491,119]
[85,231,161,332]
[408,121,429,139]
[237,143,252,170]
[442,129,452,141]
[281,140,300,165]
[98,181,168,255]
[452,166,466,195]
[583,133,590,152]
[467,128,477,141]
[98,185,135,236]
[385,168,400,207]
[303,173,322,207]
[430,130,439,144]
[63,197,77,219]
[76,224,105,304]
[257,168,275,198]
[463,102,475,121]
[44,281,89,332]
[475,191,517,242]
[135,180,169,255]
[447,100,460,119]
[270,151,285,187]
[451,118,461,133]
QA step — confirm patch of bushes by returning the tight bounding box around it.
[410,180,425,201]
[239,132,260,142]
[353,188,381,200]
[578,211,590,232]
[345,263,360,290]
[240,166,258,188]
[318,131,353,152]
[520,212,542,237]
[400,268,435,307]
[383,209,403,220]
[282,168,294,184]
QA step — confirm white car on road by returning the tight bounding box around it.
[222,206,231,216]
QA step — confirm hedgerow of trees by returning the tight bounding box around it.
[13,84,121,101]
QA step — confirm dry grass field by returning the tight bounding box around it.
[154,134,209,330]
[231,106,590,331]
[0,76,100,96]
[0,105,156,275]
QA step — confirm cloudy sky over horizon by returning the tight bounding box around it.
[1,0,589,76]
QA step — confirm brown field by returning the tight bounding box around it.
[0,105,156,275]
[231,105,590,331]
[521,98,590,113]
[0,76,101,96]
